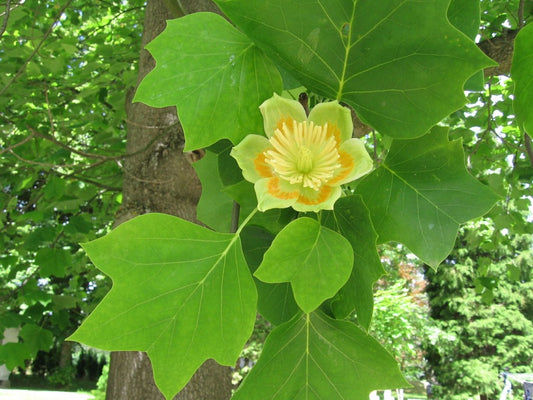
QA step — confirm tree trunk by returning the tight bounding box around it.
[58,340,73,369]
[105,0,232,399]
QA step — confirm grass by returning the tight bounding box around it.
[0,388,94,400]
[9,374,97,392]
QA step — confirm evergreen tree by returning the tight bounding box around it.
[424,218,533,400]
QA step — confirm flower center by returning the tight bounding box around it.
[264,119,341,191]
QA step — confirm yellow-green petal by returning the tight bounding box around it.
[333,138,373,185]
[230,134,272,183]
[293,185,342,212]
[255,177,299,212]
[259,93,307,138]
[308,101,353,143]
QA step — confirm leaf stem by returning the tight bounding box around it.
[230,201,241,233]
[235,207,258,237]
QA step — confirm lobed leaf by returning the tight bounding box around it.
[134,12,282,151]
[215,0,494,139]
[69,214,257,399]
[233,312,409,399]
[356,126,499,267]
[511,23,533,135]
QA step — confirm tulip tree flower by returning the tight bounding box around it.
[231,94,373,212]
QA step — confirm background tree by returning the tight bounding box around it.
[0,0,143,383]
[422,3,533,397]
[424,217,533,400]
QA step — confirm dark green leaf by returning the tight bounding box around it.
[19,324,53,354]
[241,226,299,325]
[35,247,72,277]
[356,126,499,267]
[216,0,494,139]
[323,195,385,329]
[193,148,234,232]
[447,0,484,90]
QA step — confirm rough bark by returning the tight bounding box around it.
[477,29,518,77]
[105,0,232,399]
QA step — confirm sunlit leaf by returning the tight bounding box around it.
[511,23,533,135]
[134,12,283,151]
[356,126,499,267]
[215,0,494,139]
[69,214,257,399]
[193,146,234,232]
[255,218,353,313]
[233,312,409,400]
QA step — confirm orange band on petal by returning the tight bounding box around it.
[298,185,332,205]
[254,152,273,178]
[276,116,295,131]
[327,150,354,185]
[325,123,342,144]
[268,177,299,200]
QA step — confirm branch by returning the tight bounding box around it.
[0,0,11,38]
[525,134,533,167]
[0,132,36,155]
[0,0,73,97]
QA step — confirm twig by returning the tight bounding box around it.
[0,0,11,38]
[44,81,56,135]
[468,80,493,163]
[0,0,73,97]
[525,134,533,167]
[518,0,525,29]
[0,132,36,155]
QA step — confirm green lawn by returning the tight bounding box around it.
[0,389,94,400]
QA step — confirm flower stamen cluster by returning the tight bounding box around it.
[265,120,341,191]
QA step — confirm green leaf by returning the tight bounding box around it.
[193,146,234,232]
[356,126,499,267]
[64,215,93,235]
[511,23,533,135]
[233,312,408,400]
[241,226,299,325]
[69,213,257,399]
[19,324,53,354]
[134,12,283,151]
[0,342,31,370]
[35,247,72,277]
[52,295,78,310]
[323,195,385,329]
[447,0,484,90]
[194,142,285,234]
[255,217,354,313]
[215,0,494,139]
